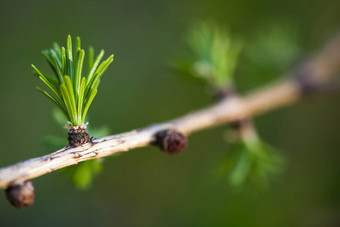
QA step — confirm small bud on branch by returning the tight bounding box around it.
[5,181,35,208]
[154,130,187,155]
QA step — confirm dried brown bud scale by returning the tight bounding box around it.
[214,87,236,102]
[230,118,251,131]
[295,65,321,95]
[154,129,187,155]
[5,181,35,208]
[68,126,91,147]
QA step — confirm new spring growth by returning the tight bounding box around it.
[32,35,114,127]
[174,23,284,187]
[175,23,242,88]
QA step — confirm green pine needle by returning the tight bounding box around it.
[33,35,114,126]
[218,137,284,189]
[174,23,242,88]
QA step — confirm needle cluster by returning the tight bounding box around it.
[32,35,114,126]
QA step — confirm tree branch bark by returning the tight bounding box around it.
[0,33,340,189]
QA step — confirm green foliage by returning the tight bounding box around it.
[174,23,242,87]
[44,109,112,189]
[218,136,284,188]
[240,25,300,89]
[32,35,114,126]
[174,23,288,188]
[60,158,103,190]
[245,26,299,72]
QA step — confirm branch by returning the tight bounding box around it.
[1,33,340,189]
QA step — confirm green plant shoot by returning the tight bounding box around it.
[174,23,284,188]
[175,23,242,87]
[32,35,114,126]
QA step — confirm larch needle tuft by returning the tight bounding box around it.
[32,35,114,147]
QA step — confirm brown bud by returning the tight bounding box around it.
[213,87,236,102]
[294,65,321,95]
[5,181,35,208]
[154,129,187,155]
[230,118,251,131]
[68,126,91,147]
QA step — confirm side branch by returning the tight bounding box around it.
[0,34,340,189]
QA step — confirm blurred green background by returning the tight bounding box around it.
[0,0,340,226]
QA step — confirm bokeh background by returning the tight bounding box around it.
[0,0,340,226]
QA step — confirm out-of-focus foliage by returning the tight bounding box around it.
[174,23,288,188]
[240,25,301,89]
[173,23,242,88]
[218,130,284,188]
[44,109,111,189]
[59,158,103,189]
